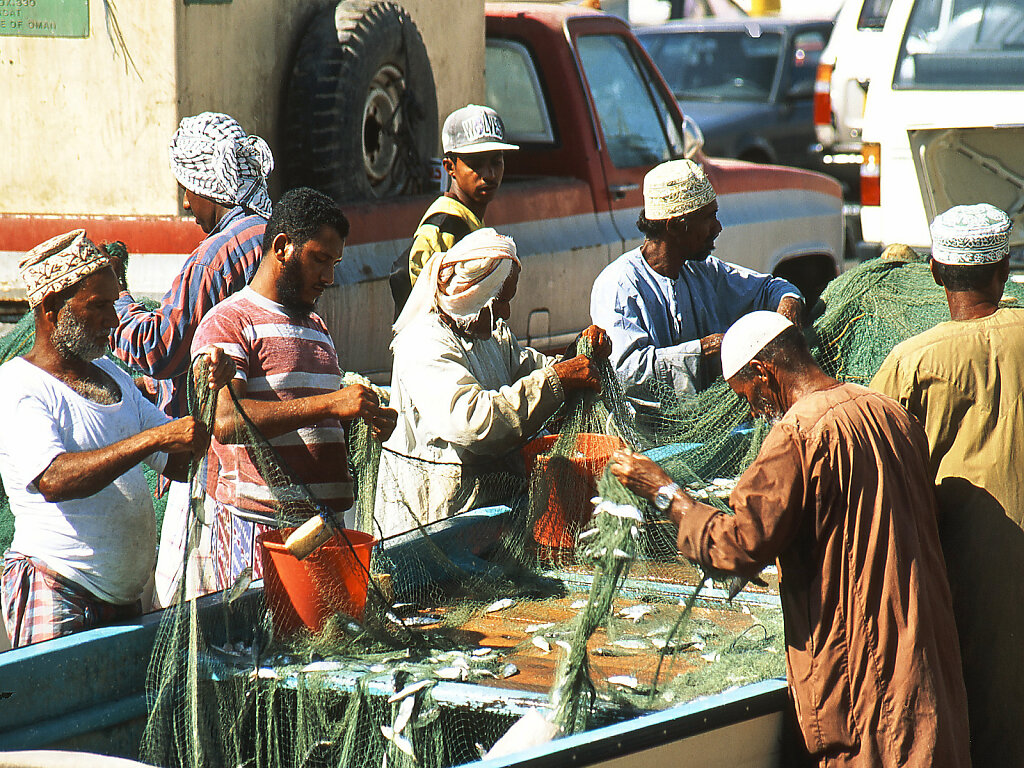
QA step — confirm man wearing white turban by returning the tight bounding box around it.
[591,159,803,408]
[872,203,1024,766]
[108,112,275,608]
[611,311,971,768]
[377,228,610,537]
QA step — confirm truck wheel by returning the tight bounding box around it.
[283,0,438,202]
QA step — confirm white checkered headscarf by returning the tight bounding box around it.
[168,112,274,219]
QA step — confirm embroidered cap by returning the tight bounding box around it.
[721,311,794,381]
[19,229,110,308]
[930,204,1012,265]
[643,159,717,221]
[442,105,519,154]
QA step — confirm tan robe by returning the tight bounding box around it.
[675,384,970,768]
[872,307,1024,767]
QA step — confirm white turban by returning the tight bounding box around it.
[721,311,794,380]
[930,203,1012,265]
[168,112,274,219]
[393,228,520,339]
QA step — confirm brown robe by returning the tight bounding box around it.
[675,383,970,768]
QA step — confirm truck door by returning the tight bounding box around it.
[569,22,688,248]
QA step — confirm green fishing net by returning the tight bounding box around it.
[6,253,1024,765]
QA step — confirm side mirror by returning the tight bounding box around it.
[682,114,705,160]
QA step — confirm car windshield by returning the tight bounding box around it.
[894,0,1024,89]
[642,29,783,102]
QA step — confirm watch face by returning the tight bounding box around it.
[655,489,672,512]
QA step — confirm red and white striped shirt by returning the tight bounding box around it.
[192,287,352,520]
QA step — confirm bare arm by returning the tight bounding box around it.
[213,380,396,445]
[35,418,207,503]
[777,295,804,327]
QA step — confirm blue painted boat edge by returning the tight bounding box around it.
[459,677,789,768]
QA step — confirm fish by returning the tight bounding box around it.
[532,636,551,653]
[607,675,639,689]
[501,663,519,678]
[386,612,441,627]
[253,668,279,680]
[380,726,416,760]
[393,695,416,734]
[435,666,466,681]
[570,599,588,609]
[701,652,721,663]
[485,598,515,613]
[554,640,573,653]
[592,499,643,522]
[301,661,343,674]
[471,647,493,657]
[388,679,433,704]
[525,622,555,633]
[618,605,653,623]
[577,528,599,541]
[611,638,647,650]
[227,566,253,604]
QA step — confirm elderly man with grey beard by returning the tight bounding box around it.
[0,230,234,648]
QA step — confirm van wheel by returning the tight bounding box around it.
[282,0,438,202]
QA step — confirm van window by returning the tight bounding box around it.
[576,34,682,168]
[857,0,893,30]
[894,0,1024,89]
[485,39,555,144]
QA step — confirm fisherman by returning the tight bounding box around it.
[872,203,1024,767]
[590,159,802,407]
[610,311,970,768]
[389,104,518,315]
[192,187,396,590]
[108,112,274,608]
[0,231,233,647]
[378,228,610,537]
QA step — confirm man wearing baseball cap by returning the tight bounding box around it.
[611,310,971,768]
[872,203,1024,766]
[590,159,802,409]
[389,104,518,316]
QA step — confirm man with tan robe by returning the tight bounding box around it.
[872,203,1023,767]
[611,311,970,768]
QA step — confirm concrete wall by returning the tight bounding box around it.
[0,1,179,216]
[0,0,484,217]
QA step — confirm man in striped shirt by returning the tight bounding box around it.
[192,188,396,590]
[108,113,274,607]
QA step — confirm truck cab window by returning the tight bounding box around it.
[576,34,681,168]
[486,39,555,144]
[857,0,893,30]
[894,0,1024,89]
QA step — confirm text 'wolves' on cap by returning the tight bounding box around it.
[442,105,519,154]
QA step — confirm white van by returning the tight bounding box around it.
[858,0,1024,255]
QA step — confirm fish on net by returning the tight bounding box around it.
[131,255,1024,767]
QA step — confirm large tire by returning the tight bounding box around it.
[282,0,438,202]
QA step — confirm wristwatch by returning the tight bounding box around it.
[653,482,682,513]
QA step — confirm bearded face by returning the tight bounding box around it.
[52,304,110,362]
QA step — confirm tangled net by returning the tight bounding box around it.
[2,254,1022,766]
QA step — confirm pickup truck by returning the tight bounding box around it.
[0,2,844,383]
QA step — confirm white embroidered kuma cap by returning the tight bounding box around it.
[930,203,1013,265]
[643,159,717,220]
[721,311,795,381]
[442,105,519,154]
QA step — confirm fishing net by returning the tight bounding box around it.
[9,252,1024,764]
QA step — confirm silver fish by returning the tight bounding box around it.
[485,598,515,613]
[435,666,466,681]
[607,675,639,689]
[301,661,343,674]
[388,679,433,704]
[393,695,415,734]
[532,636,551,653]
[501,663,519,678]
[380,726,416,760]
[472,647,493,657]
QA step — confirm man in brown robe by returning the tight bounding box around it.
[872,204,1024,767]
[611,311,970,768]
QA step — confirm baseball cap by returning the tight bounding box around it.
[442,104,519,154]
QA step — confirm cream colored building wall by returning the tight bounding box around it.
[176,0,485,202]
[1,0,484,218]
[0,2,178,216]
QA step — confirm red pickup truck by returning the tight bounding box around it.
[0,3,843,382]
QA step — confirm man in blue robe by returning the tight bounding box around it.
[591,159,802,406]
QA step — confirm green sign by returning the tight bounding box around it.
[0,0,89,38]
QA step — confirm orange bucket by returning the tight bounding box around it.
[522,433,624,549]
[258,527,376,636]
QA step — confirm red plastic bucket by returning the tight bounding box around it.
[258,527,376,636]
[522,433,625,549]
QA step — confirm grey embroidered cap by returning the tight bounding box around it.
[930,204,1013,265]
[442,105,519,154]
